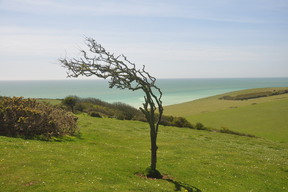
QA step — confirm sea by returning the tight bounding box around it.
[0,78,287,108]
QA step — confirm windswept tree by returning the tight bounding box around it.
[62,96,77,113]
[59,37,164,178]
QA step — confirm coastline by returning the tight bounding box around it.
[1,78,288,107]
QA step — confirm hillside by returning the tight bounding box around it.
[1,114,287,191]
[164,87,288,143]
[1,88,288,191]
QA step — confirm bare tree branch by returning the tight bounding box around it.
[59,37,164,177]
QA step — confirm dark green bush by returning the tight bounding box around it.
[172,117,193,128]
[80,97,110,107]
[157,115,194,128]
[195,122,206,130]
[0,97,78,139]
[74,102,86,112]
[59,95,199,129]
[111,102,142,120]
[62,96,143,120]
[159,115,174,126]
[90,105,115,117]
[88,111,102,118]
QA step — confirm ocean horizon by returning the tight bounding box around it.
[0,78,288,107]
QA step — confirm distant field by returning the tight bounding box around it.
[1,114,287,191]
[164,87,288,143]
[36,98,62,105]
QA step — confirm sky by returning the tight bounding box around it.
[0,0,288,80]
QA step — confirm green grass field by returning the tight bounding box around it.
[1,88,288,191]
[1,114,288,191]
[164,87,288,143]
[36,98,62,105]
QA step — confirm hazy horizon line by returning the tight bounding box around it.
[1,77,288,81]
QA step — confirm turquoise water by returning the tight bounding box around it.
[0,78,287,107]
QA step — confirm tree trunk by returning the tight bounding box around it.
[150,124,157,171]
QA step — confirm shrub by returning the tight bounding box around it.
[74,102,86,112]
[172,117,193,128]
[89,106,115,117]
[0,97,78,139]
[64,96,142,120]
[88,111,102,118]
[80,97,110,107]
[159,115,174,126]
[111,102,142,120]
[157,115,194,128]
[195,122,206,130]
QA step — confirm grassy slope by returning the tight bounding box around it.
[1,115,288,192]
[188,99,288,143]
[164,87,288,143]
[36,99,62,105]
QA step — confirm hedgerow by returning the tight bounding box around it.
[0,97,78,139]
[63,96,143,120]
[61,96,196,128]
[219,89,288,100]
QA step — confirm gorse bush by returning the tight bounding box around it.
[0,97,78,139]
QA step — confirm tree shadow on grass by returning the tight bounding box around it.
[135,172,202,192]
[163,178,202,192]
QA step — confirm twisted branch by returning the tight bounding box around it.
[59,37,163,129]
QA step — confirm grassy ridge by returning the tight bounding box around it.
[187,99,288,143]
[1,114,288,191]
[164,87,288,116]
[164,87,288,142]
[36,99,62,105]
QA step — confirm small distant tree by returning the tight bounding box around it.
[59,37,164,178]
[62,96,77,113]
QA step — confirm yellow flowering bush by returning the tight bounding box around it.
[0,97,78,139]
